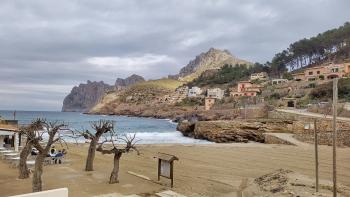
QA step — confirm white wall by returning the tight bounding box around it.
[10,188,68,197]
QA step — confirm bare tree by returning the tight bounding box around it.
[30,121,66,192]
[18,119,44,179]
[79,120,114,171]
[97,129,139,184]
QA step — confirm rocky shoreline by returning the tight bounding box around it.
[88,104,240,122]
[176,119,294,143]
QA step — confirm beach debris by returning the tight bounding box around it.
[127,171,151,181]
[250,169,350,196]
[254,169,292,193]
[94,193,141,197]
[155,190,187,197]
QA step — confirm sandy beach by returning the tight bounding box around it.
[1,142,350,197]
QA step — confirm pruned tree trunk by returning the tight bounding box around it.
[32,154,45,192]
[85,139,97,171]
[109,152,122,184]
[18,142,32,179]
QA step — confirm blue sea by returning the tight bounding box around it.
[0,110,209,144]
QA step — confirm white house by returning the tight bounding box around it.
[250,72,269,81]
[188,86,202,97]
[207,88,225,99]
[272,79,288,85]
[0,120,20,151]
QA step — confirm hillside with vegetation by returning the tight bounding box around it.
[310,78,350,102]
[268,22,350,76]
[188,63,268,87]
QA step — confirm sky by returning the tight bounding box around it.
[0,0,349,111]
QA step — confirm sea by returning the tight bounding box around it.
[0,110,210,144]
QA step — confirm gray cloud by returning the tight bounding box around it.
[0,0,349,110]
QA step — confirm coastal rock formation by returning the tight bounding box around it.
[62,81,113,112]
[176,121,195,137]
[115,74,145,90]
[174,48,252,81]
[177,120,265,143]
[62,74,145,112]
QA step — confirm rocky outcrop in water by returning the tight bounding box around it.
[62,80,113,112]
[115,74,145,90]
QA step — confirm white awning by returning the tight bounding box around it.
[0,130,15,135]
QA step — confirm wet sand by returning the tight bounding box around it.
[1,142,350,197]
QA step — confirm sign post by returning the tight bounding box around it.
[314,119,319,192]
[155,152,178,188]
[332,78,338,197]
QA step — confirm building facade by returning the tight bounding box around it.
[0,119,20,151]
[205,97,216,110]
[230,81,261,97]
[271,79,288,85]
[187,86,202,97]
[250,72,269,81]
[292,63,350,81]
[207,88,225,99]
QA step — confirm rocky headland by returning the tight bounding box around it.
[62,74,144,112]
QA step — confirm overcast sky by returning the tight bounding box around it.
[0,0,349,111]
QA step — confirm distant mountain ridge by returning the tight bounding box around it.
[170,48,252,81]
[115,74,145,90]
[62,48,252,112]
[62,74,145,112]
[62,80,113,112]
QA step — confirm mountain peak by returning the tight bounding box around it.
[115,74,145,90]
[176,48,251,81]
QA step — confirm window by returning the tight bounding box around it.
[309,71,313,75]
[317,71,320,74]
[332,68,339,73]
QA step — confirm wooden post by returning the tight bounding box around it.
[332,78,338,197]
[170,162,174,188]
[314,119,319,192]
[157,159,161,181]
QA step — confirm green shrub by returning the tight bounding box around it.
[269,93,281,100]
[310,78,350,101]
[307,83,316,88]
[175,97,204,106]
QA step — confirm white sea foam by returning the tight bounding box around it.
[47,131,211,144]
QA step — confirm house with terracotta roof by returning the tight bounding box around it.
[292,63,350,81]
[230,81,262,97]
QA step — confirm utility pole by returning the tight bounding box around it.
[332,78,338,197]
[314,119,319,192]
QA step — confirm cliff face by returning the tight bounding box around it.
[62,80,113,112]
[115,74,145,90]
[176,48,252,81]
